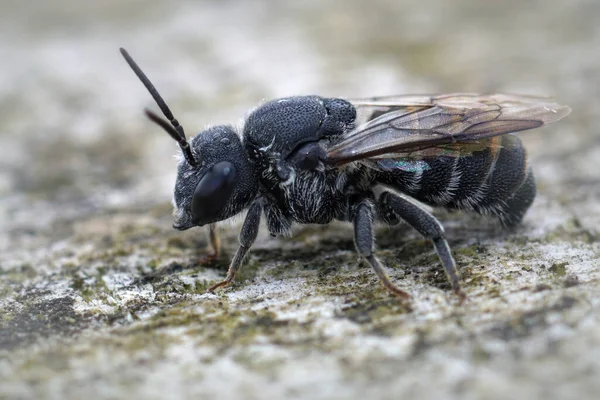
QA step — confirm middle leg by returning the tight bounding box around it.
[353,199,411,299]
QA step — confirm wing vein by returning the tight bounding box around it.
[325,93,570,166]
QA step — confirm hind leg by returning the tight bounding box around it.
[376,188,465,300]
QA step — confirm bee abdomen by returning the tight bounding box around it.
[496,167,536,227]
[448,134,536,226]
[458,135,535,226]
[376,135,536,227]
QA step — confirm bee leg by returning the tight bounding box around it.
[353,200,411,299]
[209,223,221,257]
[378,190,466,301]
[198,224,221,264]
[207,200,262,293]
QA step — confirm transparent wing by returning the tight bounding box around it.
[325,93,571,166]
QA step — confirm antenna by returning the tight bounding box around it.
[119,47,198,167]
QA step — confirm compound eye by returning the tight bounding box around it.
[191,161,237,225]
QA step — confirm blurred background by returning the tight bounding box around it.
[1,0,597,243]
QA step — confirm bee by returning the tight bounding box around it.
[120,48,570,300]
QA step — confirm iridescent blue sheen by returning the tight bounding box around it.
[376,159,430,173]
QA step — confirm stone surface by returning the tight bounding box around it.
[1,1,599,399]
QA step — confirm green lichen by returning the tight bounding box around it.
[337,295,411,336]
[548,262,569,277]
[455,244,488,259]
[541,221,599,244]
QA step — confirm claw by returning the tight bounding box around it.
[207,279,231,293]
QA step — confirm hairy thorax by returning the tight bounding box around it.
[259,167,347,226]
[283,168,350,224]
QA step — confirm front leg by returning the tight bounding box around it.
[208,199,263,292]
[353,200,411,299]
[376,188,466,300]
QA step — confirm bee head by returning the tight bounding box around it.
[172,126,258,229]
[119,48,258,230]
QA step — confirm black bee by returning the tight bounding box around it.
[120,48,570,300]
